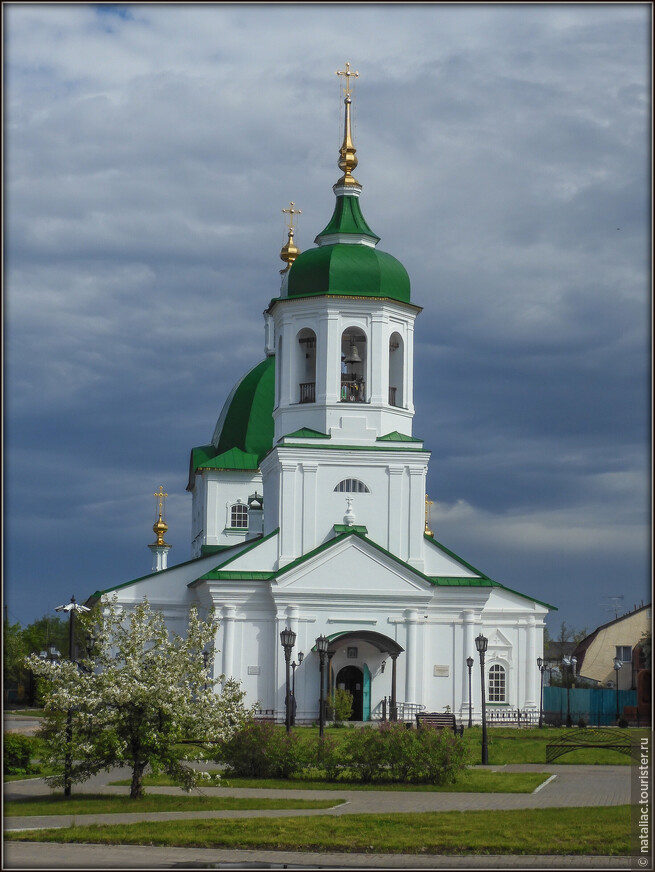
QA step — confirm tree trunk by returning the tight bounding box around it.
[130,760,147,799]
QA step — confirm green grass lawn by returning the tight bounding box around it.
[109,769,550,793]
[4,794,343,816]
[5,805,631,855]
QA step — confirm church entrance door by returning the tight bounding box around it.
[336,665,364,721]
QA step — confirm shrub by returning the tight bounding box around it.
[331,688,353,723]
[411,726,468,785]
[4,733,35,775]
[315,734,342,781]
[577,718,587,728]
[216,720,308,778]
[379,721,419,781]
[342,726,388,782]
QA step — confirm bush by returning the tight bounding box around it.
[577,718,587,728]
[412,726,468,785]
[216,720,309,778]
[331,688,353,723]
[342,726,388,782]
[315,734,342,781]
[4,733,35,775]
[379,722,418,782]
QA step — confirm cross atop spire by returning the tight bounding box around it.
[336,62,359,97]
[335,62,360,187]
[154,486,168,518]
[282,201,302,230]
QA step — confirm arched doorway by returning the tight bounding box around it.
[336,665,364,721]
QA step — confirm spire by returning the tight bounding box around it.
[312,64,380,248]
[336,62,360,187]
[279,202,301,273]
[425,495,434,538]
[151,485,170,547]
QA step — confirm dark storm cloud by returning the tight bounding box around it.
[4,3,650,633]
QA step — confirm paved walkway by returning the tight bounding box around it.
[3,763,636,870]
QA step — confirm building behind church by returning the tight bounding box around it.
[87,66,554,725]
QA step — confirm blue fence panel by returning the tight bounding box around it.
[543,686,636,725]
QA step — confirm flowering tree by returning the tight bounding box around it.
[26,596,252,798]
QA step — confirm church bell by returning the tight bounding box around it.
[344,340,362,365]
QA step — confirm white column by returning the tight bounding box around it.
[405,608,418,703]
[221,605,235,679]
[462,610,475,708]
[278,462,297,565]
[369,314,386,405]
[318,312,340,405]
[405,321,415,415]
[407,466,426,568]
[148,544,171,572]
[301,463,318,554]
[387,467,403,554]
[525,615,537,707]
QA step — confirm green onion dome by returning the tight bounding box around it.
[287,242,411,304]
[188,357,275,479]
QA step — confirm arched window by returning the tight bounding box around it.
[334,479,370,493]
[388,332,404,407]
[230,502,248,528]
[340,329,367,403]
[488,664,506,703]
[296,327,316,403]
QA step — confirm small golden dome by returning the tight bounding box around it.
[279,227,300,273]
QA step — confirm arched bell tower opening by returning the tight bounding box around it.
[388,331,404,408]
[296,328,316,404]
[341,329,367,403]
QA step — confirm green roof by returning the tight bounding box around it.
[287,243,411,304]
[188,357,275,481]
[283,427,331,439]
[377,431,423,443]
[315,193,380,244]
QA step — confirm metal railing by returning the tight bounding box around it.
[485,708,540,726]
[341,375,366,403]
[299,382,315,403]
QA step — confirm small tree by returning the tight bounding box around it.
[26,595,252,798]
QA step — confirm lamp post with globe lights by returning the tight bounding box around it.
[315,635,329,737]
[475,634,488,765]
[466,656,474,728]
[537,657,547,728]
[279,627,297,734]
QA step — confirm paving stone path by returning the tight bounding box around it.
[3,762,636,870]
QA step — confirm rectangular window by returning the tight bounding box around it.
[230,504,248,528]
[615,645,632,662]
[347,647,358,659]
[488,664,506,703]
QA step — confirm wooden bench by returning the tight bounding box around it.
[416,711,464,736]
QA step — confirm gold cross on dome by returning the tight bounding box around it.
[336,62,359,96]
[282,201,301,230]
[154,486,168,516]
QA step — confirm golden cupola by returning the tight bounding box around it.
[279,201,301,273]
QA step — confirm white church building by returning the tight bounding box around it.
[87,67,554,725]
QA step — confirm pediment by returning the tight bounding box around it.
[487,628,512,649]
[275,535,434,597]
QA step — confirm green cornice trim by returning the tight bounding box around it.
[201,545,233,555]
[195,528,280,580]
[282,428,331,440]
[333,524,368,535]
[424,534,490,578]
[377,431,423,443]
[202,571,274,581]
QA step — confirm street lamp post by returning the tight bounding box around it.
[466,656,474,729]
[280,627,297,734]
[537,657,546,728]
[54,595,90,797]
[613,657,622,722]
[562,656,577,727]
[475,634,488,765]
[316,635,329,738]
[291,651,304,726]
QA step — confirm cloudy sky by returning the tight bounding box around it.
[4,3,651,638]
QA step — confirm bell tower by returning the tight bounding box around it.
[268,63,421,447]
[261,65,430,571]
